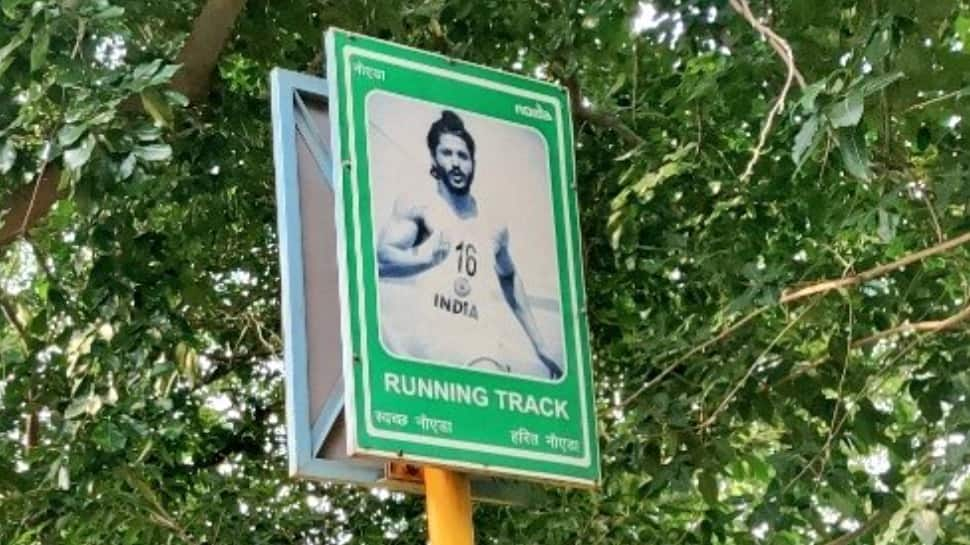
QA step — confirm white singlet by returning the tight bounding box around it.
[378,189,537,375]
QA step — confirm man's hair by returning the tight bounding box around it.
[426,110,476,159]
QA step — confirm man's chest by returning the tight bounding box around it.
[421,204,497,257]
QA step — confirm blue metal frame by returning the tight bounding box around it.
[272,67,378,484]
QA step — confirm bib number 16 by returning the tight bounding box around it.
[455,242,477,276]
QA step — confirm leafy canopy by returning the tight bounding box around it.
[1,1,970,544]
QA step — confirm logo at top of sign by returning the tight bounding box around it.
[352,60,386,81]
[515,102,553,122]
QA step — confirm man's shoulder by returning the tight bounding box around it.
[474,197,509,236]
[391,192,432,219]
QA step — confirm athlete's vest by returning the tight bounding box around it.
[379,192,527,371]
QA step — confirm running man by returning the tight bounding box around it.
[376,110,563,380]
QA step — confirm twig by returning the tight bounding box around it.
[562,74,645,148]
[728,0,806,182]
[122,469,200,545]
[18,160,50,238]
[621,305,770,407]
[780,307,931,495]
[246,311,280,355]
[632,40,638,131]
[0,293,29,348]
[904,88,968,113]
[635,232,970,404]
[820,506,894,545]
[574,107,646,147]
[924,196,944,244]
[816,301,853,483]
[772,303,970,387]
[149,513,198,545]
[852,304,970,347]
[698,301,814,429]
[780,231,970,304]
[781,408,850,495]
[818,132,833,180]
[71,18,86,59]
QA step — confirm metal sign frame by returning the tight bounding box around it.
[271,67,539,502]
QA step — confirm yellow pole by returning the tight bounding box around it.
[424,466,474,545]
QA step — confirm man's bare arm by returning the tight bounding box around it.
[377,199,447,277]
[496,232,563,378]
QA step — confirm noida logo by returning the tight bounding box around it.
[514,102,552,122]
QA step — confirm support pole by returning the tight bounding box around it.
[424,467,474,545]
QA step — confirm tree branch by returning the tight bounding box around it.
[627,232,970,405]
[0,293,28,346]
[771,302,969,390]
[781,232,970,304]
[904,88,969,113]
[0,167,61,247]
[562,74,645,148]
[0,0,248,249]
[728,0,805,182]
[121,468,200,545]
[820,506,894,545]
[169,0,247,103]
[622,306,769,407]
[851,303,970,347]
[698,301,815,429]
[201,347,274,385]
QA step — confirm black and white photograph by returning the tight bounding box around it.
[367,91,566,381]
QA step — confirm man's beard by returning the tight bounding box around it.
[436,166,474,196]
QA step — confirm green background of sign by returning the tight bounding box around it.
[327,29,599,484]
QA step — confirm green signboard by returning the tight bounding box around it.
[326,28,599,486]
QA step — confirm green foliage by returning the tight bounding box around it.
[2,0,970,544]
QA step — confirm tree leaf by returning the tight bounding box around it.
[865,26,892,63]
[175,341,198,385]
[140,89,173,127]
[29,27,49,72]
[858,71,904,97]
[92,422,127,452]
[1,0,27,19]
[118,152,136,180]
[792,115,819,166]
[63,134,96,170]
[93,5,125,19]
[148,63,181,86]
[836,127,872,180]
[798,80,826,112]
[698,470,719,505]
[163,89,189,108]
[877,508,912,545]
[131,59,162,82]
[64,396,90,419]
[827,90,864,128]
[56,464,70,491]
[0,18,30,61]
[88,109,116,125]
[0,18,31,78]
[57,125,87,147]
[631,143,696,198]
[877,208,897,243]
[912,509,940,545]
[134,143,172,162]
[0,139,16,174]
